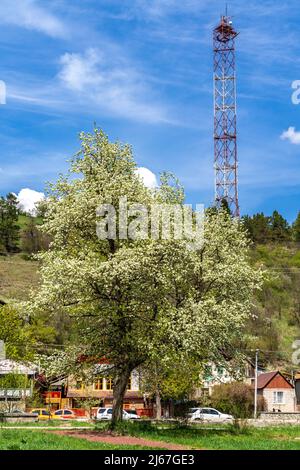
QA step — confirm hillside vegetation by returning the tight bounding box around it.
[247,243,300,367]
[0,191,300,369]
[0,254,39,302]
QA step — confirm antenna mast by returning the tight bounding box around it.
[213,13,240,217]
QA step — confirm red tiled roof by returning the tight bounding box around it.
[253,371,294,390]
[256,371,278,389]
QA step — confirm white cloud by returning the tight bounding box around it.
[135,167,158,188]
[58,48,172,123]
[0,0,67,38]
[17,188,44,215]
[280,127,300,145]
[59,49,102,91]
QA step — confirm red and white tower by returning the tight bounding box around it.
[213,15,240,217]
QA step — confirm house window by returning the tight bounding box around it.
[106,378,113,390]
[203,365,213,381]
[75,381,84,390]
[94,378,104,390]
[127,376,132,390]
[273,391,284,404]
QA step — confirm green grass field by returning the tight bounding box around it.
[0,430,150,450]
[1,420,93,428]
[2,423,300,450]
[123,423,300,450]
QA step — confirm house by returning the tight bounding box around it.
[253,371,296,413]
[65,370,144,411]
[195,360,265,397]
[0,358,37,409]
[42,362,146,413]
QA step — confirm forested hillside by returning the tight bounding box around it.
[243,211,300,369]
[0,191,300,369]
[247,243,300,367]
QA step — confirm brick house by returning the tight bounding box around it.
[254,371,295,413]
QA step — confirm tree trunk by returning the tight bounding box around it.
[155,389,162,420]
[169,399,174,419]
[111,368,132,428]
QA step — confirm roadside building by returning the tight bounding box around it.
[41,360,146,414]
[194,360,265,398]
[0,358,37,409]
[66,371,144,411]
[253,371,296,413]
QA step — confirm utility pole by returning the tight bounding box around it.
[254,349,259,419]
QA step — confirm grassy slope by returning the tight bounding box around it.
[0,255,39,302]
[17,214,43,230]
[0,215,40,302]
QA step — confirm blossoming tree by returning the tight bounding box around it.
[31,129,263,426]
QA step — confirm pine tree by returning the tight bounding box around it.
[0,193,20,252]
[242,213,271,244]
[292,212,300,242]
[270,210,291,242]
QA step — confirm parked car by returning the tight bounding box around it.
[123,409,141,420]
[53,409,87,421]
[187,408,201,420]
[188,407,233,422]
[31,408,57,420]
[96,407,141,420]
[96,407,113,420]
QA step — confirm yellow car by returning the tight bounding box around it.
[31,408,59,420]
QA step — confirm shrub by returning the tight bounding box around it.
[211,382,266,419]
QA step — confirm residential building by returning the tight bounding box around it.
[195,360,265,398]
[66,370,144,410]
[253,371,296,413]
[0,358,37,409]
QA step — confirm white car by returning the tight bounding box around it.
[189,407,233,422]
[187,408,201,420]
[123,409,141,420]
[96,407,113,420]
[96,407,140,420]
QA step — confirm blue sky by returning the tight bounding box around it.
[0,0,299,221]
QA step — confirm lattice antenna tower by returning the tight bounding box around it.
[213,13,240,217]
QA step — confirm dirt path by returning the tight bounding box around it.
[50,430,191,450]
